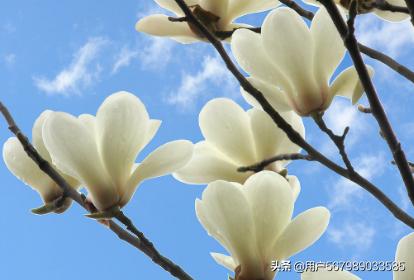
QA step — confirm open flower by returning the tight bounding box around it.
[136,0,279,43]
[3,111,80,213]
[174,98,304,192]
[303,0,409,22]
[301,232,414,280]
[196,171,330,280]
[231,7,374,116]
[42,91,193,211]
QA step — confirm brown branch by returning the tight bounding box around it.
[238,153,313,173]
[173,0,414,229]
[0,101,194,280]
[357,104,373,114]
[403,0,414,26]
[372,1,410,13]
[318,0,414,206]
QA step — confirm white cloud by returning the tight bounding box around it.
[139,37,175,70]
[329,154,386,209]
[111,46,139,74]
[166,55,237,109]
[3,53,16,67]
[357,16,414,57]
[328,221,376,252]
[33,37,108,96]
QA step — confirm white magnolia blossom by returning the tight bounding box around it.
[42,91,193,211]
[3,111,80,213]
[231,7,374,116]
[301,232,414,280]
[303,0,409,22]
[196,171,330,280]
[174,98,304,191]
[136,0,279,43]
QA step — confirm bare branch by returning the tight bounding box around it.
[0,101,194,280]
[372,1,410,14]
[403,0,414,26]
[238,153,313,173]
[357,104,373,114]
[173,0,414,229]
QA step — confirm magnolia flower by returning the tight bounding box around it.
[196,171,330,280]
[42,91,193,212]
[231,7,374,116]
[3,111,80,213]
[174,98,304,190]
[136,0,279,43]
[301,232,414,280]
[303,0,409,22]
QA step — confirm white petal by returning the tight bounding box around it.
[244,171,294,259]
[272,207,330,259]
[311,7,345,86]
[394,232,414,280]
[43,112,117,210]
[96,91,150,189]
[231,29,291,91]
[121,140,193,206]
[173,141,250,184]
[241,77,292,112]
[154,0,198,15]
[3,137,62,202]
[329,66,374,105]
[78,114,96,134]
[196,180,263,277]
[200,0,229,19]
[211,253,237,272]
[32,110,53,162]
[140,120,162,152]
[199,98,256,165]
[136,15,199,43]
[374,0,409,22]
[262,8,319,99]
[227,0,279,21]
[287,175,301,202]
[301,0,320,7]
[302,267,360,280]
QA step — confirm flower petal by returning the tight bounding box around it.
[43,112,117,210]
[121,140,193,206]
[196,180,263,277]
[3,137,62,202]
[329,66,374,104]
[140,120,162,152]
[394,232,414,280]
[173,141,250,184]
[244,171,294,259]
[311,7,345,86]
[231,29,291,91]
[96,91,150,189]
[374,0,409,22]
[227,0,279,21]
[200,0,229,19]
[272,207,330,259]
[262,8,318,97]
[211,253,237,272]
[199,98,256,165]
[32,110,53,162]
[301,267,360,280]
[155,0,198,15]
[287,175,301,202]
[136,14,199,43]
[241,77,292,112]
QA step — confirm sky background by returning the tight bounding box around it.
[1,1,414,279]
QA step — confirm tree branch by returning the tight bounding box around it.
[238,153,313,173]
[403,0,414,26]
[372,1,410,14]
[173,0,414,229]
[318,0,414,206]
[0,101,194,280]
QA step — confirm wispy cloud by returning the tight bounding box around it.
[166,55,237,110]
[328,221,376,253]
[111,46,139,74]
[139,37,175,70]
[34,37,108,96]
[3,53,16,67]
[357,16,414,57]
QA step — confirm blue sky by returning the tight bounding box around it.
[1,1,414,279]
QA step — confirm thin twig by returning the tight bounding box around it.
[0,101,194,280]
[318,0,414,206]
[173,0,414,229]
[238,153,313,173]
[372,1,410,13]
[357,104,373,114]
[403,0,414,26]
